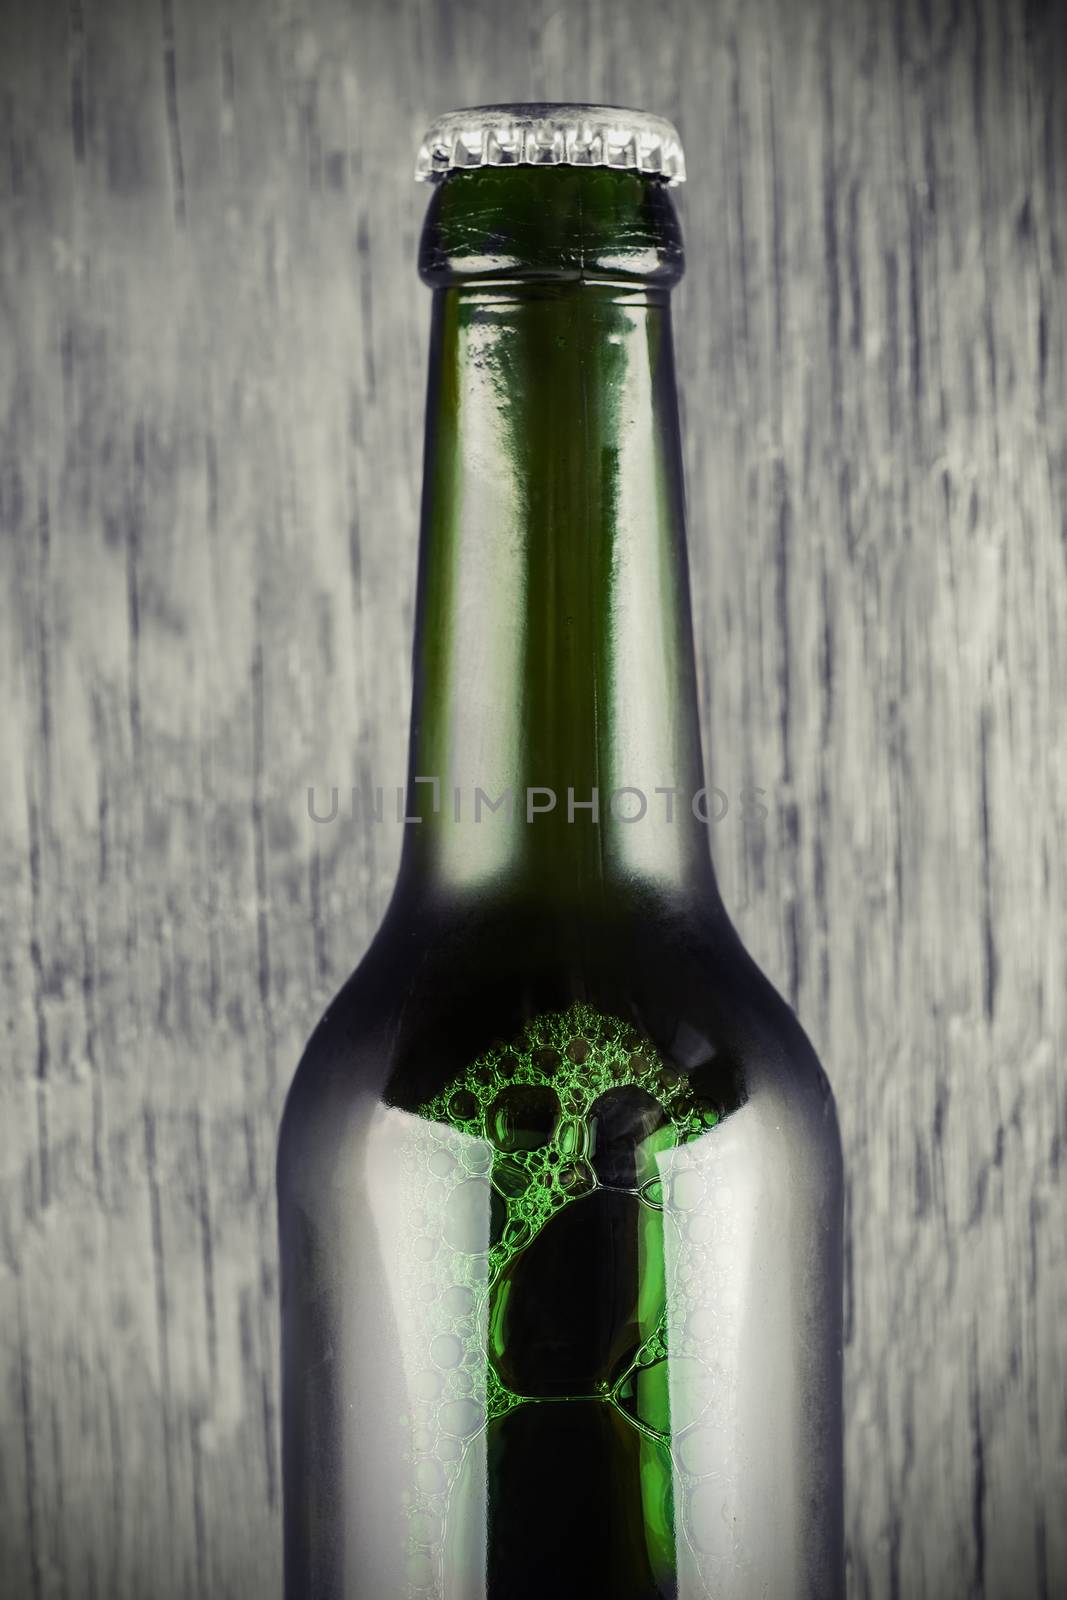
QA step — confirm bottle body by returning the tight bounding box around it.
[279,151,843,1599]
[279,891,842,1600]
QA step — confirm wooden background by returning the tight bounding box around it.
[1,0,1065,1595]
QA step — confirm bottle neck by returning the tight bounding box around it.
[398,178,715,918]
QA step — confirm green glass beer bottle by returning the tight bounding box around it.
[279,105,843,1600]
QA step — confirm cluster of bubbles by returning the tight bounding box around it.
[396,1001,731,1596]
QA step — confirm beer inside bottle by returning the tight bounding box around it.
[279,105,844,1600]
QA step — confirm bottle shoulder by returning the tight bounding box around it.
[278,894,839,1199]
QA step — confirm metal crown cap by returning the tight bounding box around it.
[415,103,686,186]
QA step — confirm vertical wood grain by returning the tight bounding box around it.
[0,0,1064,1595]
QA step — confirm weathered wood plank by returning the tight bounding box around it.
[0,0,1064,1595]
